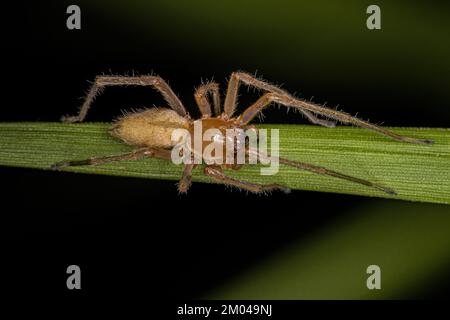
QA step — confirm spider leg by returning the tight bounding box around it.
[279,157,397,195]
[51,147,172,170]
[62,75,187,123]
[247,148,396,195]
[237,92,433,145]
[178,164,195,193]
[223,71,335,127]
[194,82,221,117]
[204,165,290,194]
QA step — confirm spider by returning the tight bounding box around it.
[52,71,433,195]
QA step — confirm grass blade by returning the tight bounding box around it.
[0,122,448,204]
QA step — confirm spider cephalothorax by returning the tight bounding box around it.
[52,71,433,194]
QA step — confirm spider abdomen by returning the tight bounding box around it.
[110,108,189,148]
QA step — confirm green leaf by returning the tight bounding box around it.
[0,122,448,204]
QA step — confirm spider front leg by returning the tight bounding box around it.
[204,165,290,194]
[237,92,433,145]
[63,75,187,123]
[223,71,336,127]
[247,148,396,195]
[194,82,221,117]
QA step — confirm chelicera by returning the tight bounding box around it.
[52,71,433,194]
